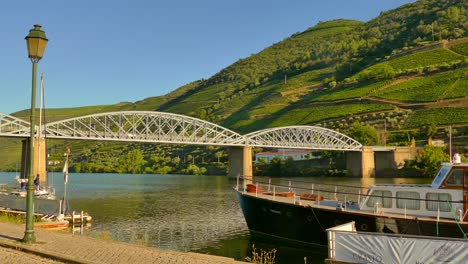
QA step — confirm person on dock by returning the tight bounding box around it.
[34,174,40,190]
[20,180,26,192]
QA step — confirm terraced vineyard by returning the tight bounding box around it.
[406,107,468,128]
[449,42,468,56]
[371,68,467,102]
[268,103,395,127]
[387,48,465,72]
[314,80,390,101]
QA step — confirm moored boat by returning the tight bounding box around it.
[10,176,55,199]
[237,155,468,245]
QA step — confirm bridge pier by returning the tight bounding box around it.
[227,146,252,184]
[347,146,419,177]
[346,147,376,178]
[20,138,47,186]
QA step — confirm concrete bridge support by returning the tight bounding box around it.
[20,138,47,186]
[347,146,419,177]
[227,146,252,184]
[346,147,375,178]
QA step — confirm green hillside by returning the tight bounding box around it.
[1,0,467,172]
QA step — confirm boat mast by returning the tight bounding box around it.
[62,149,69,215]
[37,73,46,186]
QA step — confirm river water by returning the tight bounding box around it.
[0,172,431,263]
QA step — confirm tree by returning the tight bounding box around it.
[425,124,438,139]
[118,149,146,174]
[347,122,379,145]
[73,163,81,173]
[283,157,298,176]
[215,151,224,162]
[266,156,283,177]
[154,166,172,175]
[182,164,206,175]
[172,156,181,165]
[415,146,449,177]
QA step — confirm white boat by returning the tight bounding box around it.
[10,176,55,199]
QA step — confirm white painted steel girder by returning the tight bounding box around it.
[43,111,245,146]
[0,112,363,151]
[244,126,362,151]
[0,113,31,137]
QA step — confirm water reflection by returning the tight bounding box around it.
[0,172,432,263]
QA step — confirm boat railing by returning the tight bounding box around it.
[237,175,467,218]
[237,175,365,205]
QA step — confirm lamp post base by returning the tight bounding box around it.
[22,230,36,244]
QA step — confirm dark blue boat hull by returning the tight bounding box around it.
[237,191,468,244]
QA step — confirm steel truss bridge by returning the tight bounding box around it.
[0,111,362,151]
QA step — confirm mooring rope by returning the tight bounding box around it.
[308,206,325,231]
[446,201,468,239]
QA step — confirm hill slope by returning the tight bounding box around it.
[1,0,467,171]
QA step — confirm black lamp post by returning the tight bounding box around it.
[23,24,48,243]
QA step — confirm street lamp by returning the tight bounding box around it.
[23,24,48,243]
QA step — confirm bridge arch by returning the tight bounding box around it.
[44,111,245,146]
[0,113,31,137]
[244,125,362,151]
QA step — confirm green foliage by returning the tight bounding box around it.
[386,48,464,72]
[118,149,145,173]
[181,164,207,175]
[268,103,394,127]
[415,146,449,177]
[406,107,468,128]
[372,68,467,102]
[449,42,468,56]
[0,212,25,224]
[356,63,396,81]
[314,80,390,101]
[266,157,283,177]
[215,151,224,162]
[347,122,379,145]
[153,166,173,175]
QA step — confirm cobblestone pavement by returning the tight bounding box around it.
[0,222,245,264]
[0,247,63,264]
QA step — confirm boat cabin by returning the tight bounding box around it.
[361,161,468,222]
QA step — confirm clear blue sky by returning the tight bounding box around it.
[0,0,415,114]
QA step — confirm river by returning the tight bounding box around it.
[0,172,431,263]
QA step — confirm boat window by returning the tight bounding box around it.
[445,169,463,186]
[366,190,392,208]
[396,191,420,210]
[431,165,451,188]
[426,193,451,212]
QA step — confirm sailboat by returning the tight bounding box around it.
[10,73,55,199]
[59,150,70,216]
[59,151,93,229]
